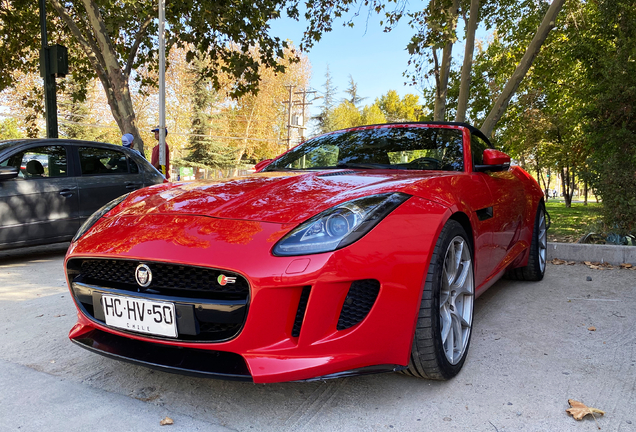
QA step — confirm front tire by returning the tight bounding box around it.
[403,220,474,380]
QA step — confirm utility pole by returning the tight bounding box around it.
[295,89,316,142]
[158,0,167,177]
[284,87,317,149]
[39,0,66,138]
[284,85,294,150]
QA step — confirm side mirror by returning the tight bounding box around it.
[254,159,273,172]
[474,149,511,172]
[0,166,19,181]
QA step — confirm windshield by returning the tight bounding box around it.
[264,126,465,172]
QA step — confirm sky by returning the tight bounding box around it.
[269,7,427,118]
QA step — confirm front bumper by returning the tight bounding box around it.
[66,197,448,383]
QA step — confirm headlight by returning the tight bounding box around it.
[273,193,410,256]
[72,193,130,242]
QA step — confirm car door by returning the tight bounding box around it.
[0,144,79,247]
[73,145,145,222]
[469,133,527,281]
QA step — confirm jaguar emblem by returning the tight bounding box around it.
[135,264,152,287]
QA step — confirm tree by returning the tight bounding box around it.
[179,56,236,174]
[0,118,23,140]
[331,101,361,130]
[343,75,367,107]
[314,65,338,134]
[573,0,636,232]
[375,90,423,122]
[361,104,387,125]
[480,0,567,138]
[0,0,307,152]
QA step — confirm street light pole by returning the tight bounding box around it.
[158,0,167,177]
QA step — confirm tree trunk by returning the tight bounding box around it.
[561,166,574,208]
[49,0,151,153]
[480,0,566,138]
[433,0,459,121]
[455,0,480,123]
[584,176,588,205]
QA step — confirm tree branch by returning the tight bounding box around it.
[125,13,155,80]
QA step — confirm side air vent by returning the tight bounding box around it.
[317,170,356,177]
[291,286,311,337]
[337,279,381,330]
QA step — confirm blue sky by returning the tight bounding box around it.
[269,9,425,116]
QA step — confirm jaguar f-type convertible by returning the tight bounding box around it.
[65,122,547,383]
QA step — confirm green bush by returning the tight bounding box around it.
[594,155,636,235]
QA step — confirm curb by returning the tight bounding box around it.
[547,242,636,265]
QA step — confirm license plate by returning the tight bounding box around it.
[102,294,178,338]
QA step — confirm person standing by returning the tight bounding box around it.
[151,126,170,179]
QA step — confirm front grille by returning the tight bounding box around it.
[67,258,249,342]
[76,259,249,299]
[337,279,381,330]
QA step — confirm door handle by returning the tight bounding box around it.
[125,183,140,190]
[59,189,74,198]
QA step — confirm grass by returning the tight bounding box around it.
[545,200,603,243]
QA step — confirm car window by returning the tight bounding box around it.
[0,145,68,179]
[79,147,131,175]
[265,126,465,171]
[471,134,490,166]
[129,157,139,174]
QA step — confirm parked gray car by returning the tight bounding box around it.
[0,138,165,250]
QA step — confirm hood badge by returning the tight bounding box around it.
[135,264,153,287]
[218,274,236,286]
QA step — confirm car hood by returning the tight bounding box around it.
[117,170,452,224]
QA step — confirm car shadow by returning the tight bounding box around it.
[0,242,70,263]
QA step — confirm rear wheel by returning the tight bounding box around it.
[505,202,547,281]
[403,220,474,380]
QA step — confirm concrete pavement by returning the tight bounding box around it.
[1,243,635,431]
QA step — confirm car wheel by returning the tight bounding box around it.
[505,202,547,281]
[402,219,474,380]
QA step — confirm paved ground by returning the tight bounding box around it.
[1,243,635,431]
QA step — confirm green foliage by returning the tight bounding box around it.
[0,0,320,116]
[331,101,361,130]
[374,90,423,122]
[180,57,236,169]
[314,65,338,134]
[592,156,636,235]
[343,75,367,107]
[571,0,636,231]
[0,118,24,140]
[360,104,387,125]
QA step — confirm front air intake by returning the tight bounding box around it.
[291,286,311,337]
[337,279,380,330]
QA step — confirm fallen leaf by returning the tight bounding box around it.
[35,314,43,318]
[584,261,593,265]
[160,417,174,426]
[567,261,576,265]
[619,263,632,269]
[589,265,604,270]
[551,258,566,265]
[566,399,605,421]
[53,314,66,318]
[588,326,596,331]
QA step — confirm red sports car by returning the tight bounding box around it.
[65,122,547,383]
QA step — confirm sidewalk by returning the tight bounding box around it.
[547,241,636,265]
